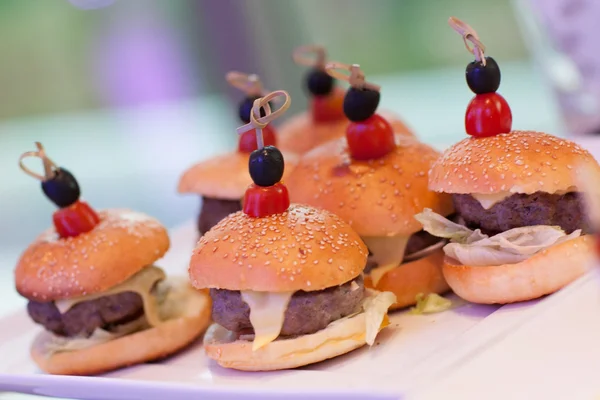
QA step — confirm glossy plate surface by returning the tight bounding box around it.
[1,221,598,399]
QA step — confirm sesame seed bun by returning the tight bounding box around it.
[30,280,211,375]
[442,235,594,304]
[286,135,454,237]
[15,209,170,302]
[188,204,368,292]
[364,248,450,310]
[177,151,299,200]
[429,131,600,195]
[203,290,388,371]
[277,109,414,156]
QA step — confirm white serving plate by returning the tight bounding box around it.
[0,221,598,400]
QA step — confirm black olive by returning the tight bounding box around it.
[41,167,80,208]
[238,96,272,123]
[249,146,284,187]
[466,56,501,94]
[343,87,380,122]
[305,68,334,96]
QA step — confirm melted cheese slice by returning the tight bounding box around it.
[471,192,512,210]
[362,235,409,286]
[54,266,166,327]
[240,291,294,351]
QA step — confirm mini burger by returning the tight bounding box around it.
[418,130,600,304]
[189,90,396,371]
[414,17,600,305]
[178,72,297,236]
[277,45,413,155]
[286,63,454,310]
[16,143,211,375]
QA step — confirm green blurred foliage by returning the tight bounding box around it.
[290,0,527,75]
[0,0,526,120]
[0,0,100,118]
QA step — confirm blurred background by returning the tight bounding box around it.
[0,0,528,119]
[1,0,598,313]
[2,3,600,398]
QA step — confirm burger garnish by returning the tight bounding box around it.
[177,72,298,236]
[287,64,454,310]
[237,90,292,218]
[190,90,396,371]
[228,71,277,152]
[325,63,395,160]
[279,46,413,155]
[293,45,345,123]
[16,144,210,374]
[19,142,100,238]
[413,18,600,305]
[448,17,513,138]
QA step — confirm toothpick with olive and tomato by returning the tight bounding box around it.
[19,143,100,238]
[325,62,395,160]
[293,45,345,123]
[449,17,512,137]
[237,90,292,218]
[226,71,277,152]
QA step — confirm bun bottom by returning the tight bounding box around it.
[364,249,450,310]
[203,291,391,371]
[31,284,211,375]
[443,235,595,304]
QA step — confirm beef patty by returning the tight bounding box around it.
[197,196,242,235]
[27,291,144,337]
[452,191,590,235]
[210,276,365,337]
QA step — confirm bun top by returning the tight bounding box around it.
[286,135,454,237]
[429,131,600,195]
[178,151,298,200]
[15,209,170,301]
[188,204,367,292]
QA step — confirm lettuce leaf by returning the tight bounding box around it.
[414,210,487,243]
[409,293,452,315]
[414,208,581,266]
[363,290,396,345]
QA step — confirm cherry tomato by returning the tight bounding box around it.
[53,200,100,238]
[243,183,290,218]
[346,113,395,161]
[312,87,345,123]
[238,125,277,153]
[465,93,512,137]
